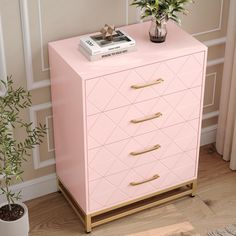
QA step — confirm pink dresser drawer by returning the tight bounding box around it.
[86,52,204,115]
[89,149,197,212]
[88,119,199,181]
[87,87,201,149]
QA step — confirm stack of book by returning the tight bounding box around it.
[79,29,136,61]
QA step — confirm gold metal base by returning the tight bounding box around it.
[58,178,197,233]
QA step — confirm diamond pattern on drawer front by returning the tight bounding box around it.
[89,150,197,212]
[87,88,201,149]
[86,52,204,115]
[88,120,199,181]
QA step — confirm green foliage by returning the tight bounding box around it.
[131,0,159,19]
[131,0,193,24]
[0,76,47,210]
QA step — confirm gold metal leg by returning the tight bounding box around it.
[85,215,92,233]
[58,178,198,232]
[191,180,197,197]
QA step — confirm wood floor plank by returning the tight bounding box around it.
[174,145,236,235]
[126,222,200,236]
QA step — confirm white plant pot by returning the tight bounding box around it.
[0,202,29,236]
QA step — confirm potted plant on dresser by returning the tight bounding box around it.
[131,0,193,43]
[0,77,46,236]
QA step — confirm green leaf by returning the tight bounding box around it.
[131,0,194,23]
[0,76,47,206]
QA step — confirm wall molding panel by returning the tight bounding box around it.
[29,102,55,169]
[125,0,129,25]
[38,0,131,71]
[37,0,49,72]
[20,0,50,91]
[0,15,7,96]
[135,0,224,37]
[20,0,132,91]
[192,0,224,37]
[46,115,55,153]
[204,72,217,108]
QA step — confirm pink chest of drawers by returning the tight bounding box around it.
[49,21,207,233]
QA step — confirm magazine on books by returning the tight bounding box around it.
[79,29,136,56]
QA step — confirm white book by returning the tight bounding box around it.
[79,45,136,61]
[79,29,136,56]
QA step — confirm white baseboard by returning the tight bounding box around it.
[0,173,57,204]
[201,125,217,146]
[0,126,217,204]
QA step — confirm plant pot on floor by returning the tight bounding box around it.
[0,202,29,236]
[0,77,46,236]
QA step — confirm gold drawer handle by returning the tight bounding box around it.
[130,144,161,156]
[130,112,162,124]
[131,78,164,89]
[130,174,160,186]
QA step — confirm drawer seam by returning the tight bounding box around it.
[88,117,200,150]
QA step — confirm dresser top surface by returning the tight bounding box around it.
[49,21,207,80]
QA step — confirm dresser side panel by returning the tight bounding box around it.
[49,46,88,213]
[195,49,208,178]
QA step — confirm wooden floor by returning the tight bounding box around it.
[26,145,236,236]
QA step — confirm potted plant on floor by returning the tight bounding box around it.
[131,0,193,43]
[0,77,46,236]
